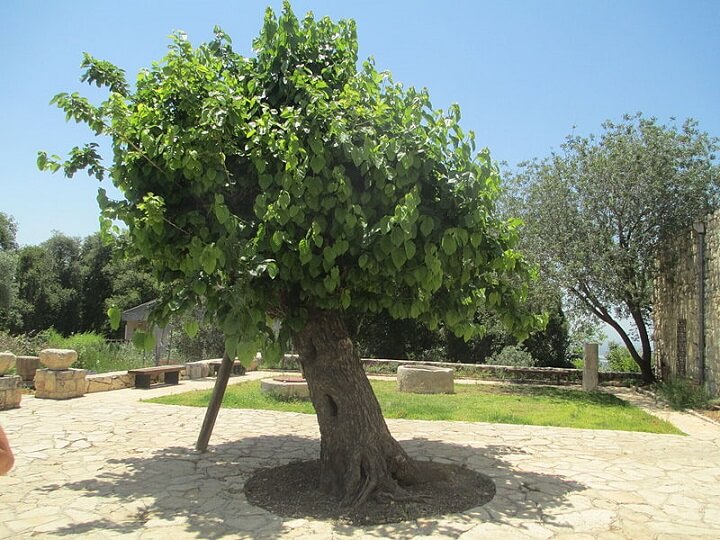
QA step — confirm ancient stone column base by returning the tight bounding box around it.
[35,368,87,400]
[0,375,22,410]
[16,355,40,383]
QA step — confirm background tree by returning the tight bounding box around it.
[42,3,542,506]
[0,213,18,252]
[78,233,114,333]
[12,245,61,333]
[102,234,160,322]
[42,233,82,334]
[0,213,19,327]
[510,114,719,382]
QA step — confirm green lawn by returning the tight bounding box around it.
[148,379,683,435]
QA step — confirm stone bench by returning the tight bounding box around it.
[128,365,184,389]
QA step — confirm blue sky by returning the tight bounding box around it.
[1,0,718,246]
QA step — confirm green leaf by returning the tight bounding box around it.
[107,305,121,331]
[201,247,217,274]
[132,330,155,352]
[391,247,406,269]
[224,334,239,359]
[278,190,291,208]
[271,231,284,251]
[441,234,457,255]
[299,238,312,264]
[183,319,199,338]
[310,136,323,156]
[391,226,404,247]
[420,217,434,237]
[236,340,257,362]
[340,289,351,309]
[214,203,230,225]
[310,153,325,174]
[404,240,416,260]
[259,174,273,190]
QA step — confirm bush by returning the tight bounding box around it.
[0,328,151,373]
[486,345,536,367]
[605,342,640,372]
[40,329,105,370]
[655,377,711,410]
[0,329,46,355]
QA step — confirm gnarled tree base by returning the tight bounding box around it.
[294,309,422,506]
[244,459,496,525]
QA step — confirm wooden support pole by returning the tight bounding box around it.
[195,352,234,452]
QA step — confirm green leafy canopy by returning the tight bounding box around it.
[40,2,543,360]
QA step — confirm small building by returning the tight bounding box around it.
[121,300,172,364]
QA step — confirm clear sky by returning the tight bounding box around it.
[1,0,718,246]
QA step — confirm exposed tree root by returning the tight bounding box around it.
[244,459,497,526]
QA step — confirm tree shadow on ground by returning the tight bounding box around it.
[39,434,586,539]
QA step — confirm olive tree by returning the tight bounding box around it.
[40,3,541,505]
[510,114,719,383]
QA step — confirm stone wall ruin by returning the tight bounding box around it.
[654,211,720,395]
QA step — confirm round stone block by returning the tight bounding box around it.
[39,349,78,371]
[260,377,310,400]
[0,351,16,376]
[397,364,455,394]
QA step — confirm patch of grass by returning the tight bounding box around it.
[152,382,316,414]
[149,379,682,435]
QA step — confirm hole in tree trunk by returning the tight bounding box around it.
[326,394,338,416]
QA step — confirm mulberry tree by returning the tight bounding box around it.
[41,3,541,506]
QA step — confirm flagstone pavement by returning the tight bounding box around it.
[1,372,719,539]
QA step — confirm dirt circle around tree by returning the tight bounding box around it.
[244,459,496,525]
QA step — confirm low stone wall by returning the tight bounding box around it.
[85,371,135,393]
[361,358,643,386]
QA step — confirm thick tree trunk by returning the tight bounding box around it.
[627,303,656,384]
[294,309,420,507]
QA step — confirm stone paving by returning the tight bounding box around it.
[1,373,719,539]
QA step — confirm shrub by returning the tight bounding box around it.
[40,329,106,370]
[605,342,640,372]
[0,329,46,355]
[655,377,711,410]
[486,345,536,367]
[0,328,150,373]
